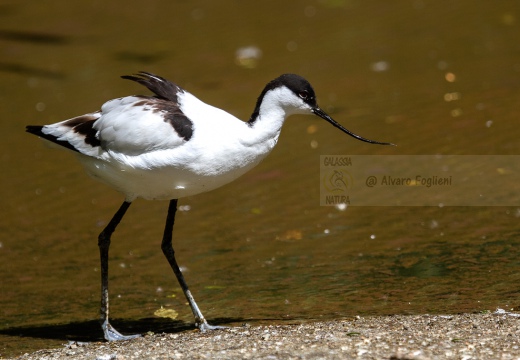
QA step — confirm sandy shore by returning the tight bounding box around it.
[10,311,520,360]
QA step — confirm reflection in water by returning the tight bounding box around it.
[0,29,70,44]
[0,62,64,78]
[114,51,169,65]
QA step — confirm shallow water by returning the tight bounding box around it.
[1,0,519,357]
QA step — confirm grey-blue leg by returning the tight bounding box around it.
[161,199,225,331]
[98,200,140,341]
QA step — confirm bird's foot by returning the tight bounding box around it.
[102,320,141,341]
[197,320,227,333]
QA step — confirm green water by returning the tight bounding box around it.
[1,1,519,357]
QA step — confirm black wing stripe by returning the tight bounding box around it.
[26,114,100,152]
[121,71,184,102]
[26,125,80,152]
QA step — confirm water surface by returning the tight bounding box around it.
[1,0,519,357]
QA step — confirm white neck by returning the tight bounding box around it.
[242,87,307,147]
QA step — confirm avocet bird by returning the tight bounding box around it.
[26,72,393,341]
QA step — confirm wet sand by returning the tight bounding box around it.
[10,311,520,359]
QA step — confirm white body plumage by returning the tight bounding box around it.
[34,74,321,201]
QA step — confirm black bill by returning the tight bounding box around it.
[313,107,395,146]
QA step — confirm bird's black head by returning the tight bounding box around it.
[249,74,318,123]
[269,73,318,108]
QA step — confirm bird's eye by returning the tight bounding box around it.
[298,91,309,100]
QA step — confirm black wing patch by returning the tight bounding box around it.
[160,104,193,141]
[131,97,193,141]
[62,114,101,147]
